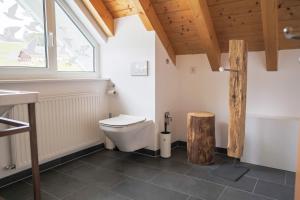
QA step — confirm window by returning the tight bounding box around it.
[0,0,46,68]
[55,2,94,72]
[0,0,99,76]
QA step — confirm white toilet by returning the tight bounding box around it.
[99,114,153,152]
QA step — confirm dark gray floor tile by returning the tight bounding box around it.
[26,192,58,200]
[151,171,224,200]
[219,188,271,200]
[100,150,131,159]
[62,185,130,200]
[170,148,188,163]
[54,159,85,173]
[125,153,192,174]
[286,171,296,186]
[25,170,85,199]
[112,178,188,200]
[101,158,161,181]
[0,181,58,200]
[0,181,34,200]
[81,151,118,167]
[186,166,257,192]
[187,197,204,200]
[62,164,127,189]
[170,148,231,169]
[246,165,286,184]
[254,180,295,200]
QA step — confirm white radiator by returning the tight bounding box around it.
[8,93,104,169]
[242,115,299,172]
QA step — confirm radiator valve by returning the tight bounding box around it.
[4,164,16,170]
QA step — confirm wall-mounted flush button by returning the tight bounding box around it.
[130,61,148,76]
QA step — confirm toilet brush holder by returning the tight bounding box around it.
[160,131,171,158]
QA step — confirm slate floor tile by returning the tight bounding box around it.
[99,150,131,159]
[246,165,286,184]
[101,158,161,181]
[0,181,35,200]
[254,180,294,200]
[62,185,130,200]
[187,197,205,200]
[219,187,271,200]
[125,153,192,174]
[169,148,188,163]
[62,163,127,189]
[151,171,224,200]
[186,166,257,192]
[0,181,59,200]
[25,170,85,199]
[54,159,85,173]
[80,151,118,167]
[1,149,297,200]
[112,178,188,200]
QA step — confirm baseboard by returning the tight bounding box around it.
[134,141,227,157]
[134,141,185,157]
[0,144,104,188]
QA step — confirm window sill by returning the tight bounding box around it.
[0,78,110,84]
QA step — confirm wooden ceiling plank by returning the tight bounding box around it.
[131,0,176,65]
[83,0,115,37]
[260,0,279,71]
[188,0,221,71]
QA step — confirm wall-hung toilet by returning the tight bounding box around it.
[99,115,153,152]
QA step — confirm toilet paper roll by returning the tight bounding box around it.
[107,89,117,95]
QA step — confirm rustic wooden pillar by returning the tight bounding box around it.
[187,112,215,165]
[227,40,248,159]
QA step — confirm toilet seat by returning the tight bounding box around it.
[99,114,146,128]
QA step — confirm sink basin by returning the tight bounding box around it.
[0,90,39,116]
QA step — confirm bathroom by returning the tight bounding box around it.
[0,0,299,200]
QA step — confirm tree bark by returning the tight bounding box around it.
[187,112,215,165]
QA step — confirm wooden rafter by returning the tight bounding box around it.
[83,0,114,37]
[260,0,278,71]
[131,0,176,65]
[187,0,221,71]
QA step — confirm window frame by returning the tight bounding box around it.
[0,0,100,79]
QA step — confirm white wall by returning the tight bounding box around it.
[101,16,157,150]
[101,16,181,151]
[155,36,179,149]
[176,50,300,171]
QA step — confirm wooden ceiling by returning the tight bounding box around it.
[85,0,300,70]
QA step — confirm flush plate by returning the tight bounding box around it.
[130,61,148,76]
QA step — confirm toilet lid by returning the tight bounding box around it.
[99,114,146,127]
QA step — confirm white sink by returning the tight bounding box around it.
[0,90,39,116]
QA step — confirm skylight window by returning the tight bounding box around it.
[55,2,94,72]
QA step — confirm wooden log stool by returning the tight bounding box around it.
[187,112,215,165]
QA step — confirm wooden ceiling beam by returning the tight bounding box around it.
[131,0,176,65]
[83,0,114,37]
[260,0,278,71]
[188,0,221,71]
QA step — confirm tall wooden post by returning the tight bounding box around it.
[227,40,248,158]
